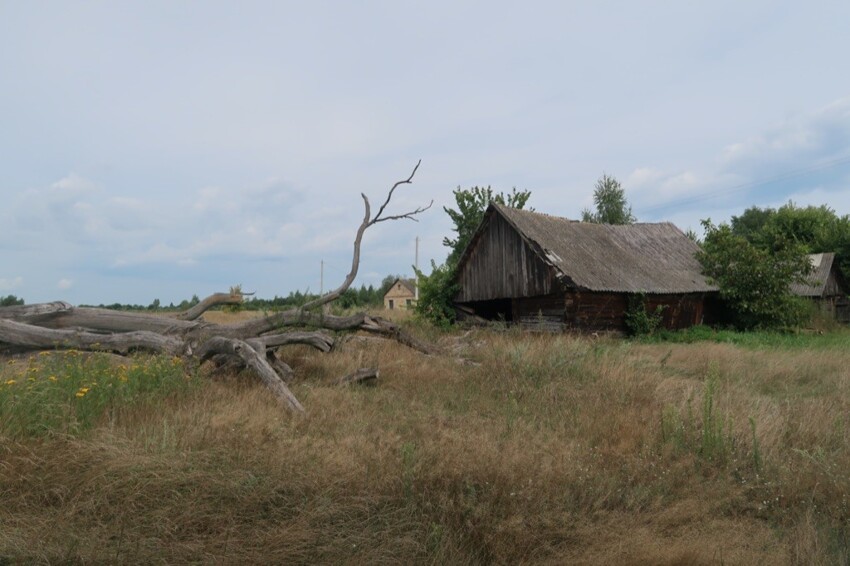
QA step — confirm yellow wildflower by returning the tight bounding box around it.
[49,376,58,382]
[4,379,16,386]
[75,387,90,398]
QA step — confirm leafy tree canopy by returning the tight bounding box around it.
[697,219,812,329]
[0,295,24,307]
[581,174,636,225]
[731,201,850,276]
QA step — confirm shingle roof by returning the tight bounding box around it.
[790,253,836,297]
[489,203,717,294]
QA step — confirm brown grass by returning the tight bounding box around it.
[1,325,849,564]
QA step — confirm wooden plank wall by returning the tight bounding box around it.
[564,292,707,331]
[459,291,708,331]
[456,212,558,302]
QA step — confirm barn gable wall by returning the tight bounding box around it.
[456,212,559,302]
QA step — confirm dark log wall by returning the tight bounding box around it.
[513,294,566,330]
[459,291,709,331]
[564,291,707,331]
[456,212,559,302]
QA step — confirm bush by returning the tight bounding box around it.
[697,220,812,330]
[624,293,665,336]
[413,261,458,328]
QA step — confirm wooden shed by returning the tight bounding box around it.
[453,203,718,331]
[790,253,850,323]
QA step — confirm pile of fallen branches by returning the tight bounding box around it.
[0,162,434,413]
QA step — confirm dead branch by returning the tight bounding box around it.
[177,292,244,321]
[300,160,431,312]
[197,337,304,412]
[337,367,379,386]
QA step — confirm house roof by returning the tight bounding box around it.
[467,203,717,294]
[790,253,838,297]
[384,278,416,297]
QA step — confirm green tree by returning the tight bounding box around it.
[581,174,636,225]
[697,220,811,329]
[443,186,532,265]
[0,294,24,307]
[730,205,776,247]
[731,202,850,276]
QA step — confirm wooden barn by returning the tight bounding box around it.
[454,203,718,331]
[791,253,850,323]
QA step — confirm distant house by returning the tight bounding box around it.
[453,203,718,331]
[383,278,417,310]
[791,253,849,323]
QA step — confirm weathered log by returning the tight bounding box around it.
[0,301,74,323]
[177,292,244,321]
[338,367,379,386]
[197,337,304,412]
[251,331,334,352]
[265,350,295,383]
[0,318,185,355]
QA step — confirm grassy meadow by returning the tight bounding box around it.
[1,316,849,564]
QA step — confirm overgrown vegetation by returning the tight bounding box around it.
[624,292,666,336]
[0,294,24,307]
[732,201,850,276]
[2,321,849,563]
[0,351,196,438]
[697,219,812,329]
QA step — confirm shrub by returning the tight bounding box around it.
[625,293,665,336]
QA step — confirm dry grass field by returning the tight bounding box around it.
[1,316,849,564]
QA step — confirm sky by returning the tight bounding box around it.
[2,1,850,305]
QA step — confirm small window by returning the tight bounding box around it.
[406,299,412,307]
[388,299,394,310]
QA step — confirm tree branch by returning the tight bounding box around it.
[177,292,244,321]
[299,160,429,312]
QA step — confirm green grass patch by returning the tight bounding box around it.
[641,324,850,349]
[0,351,197,438]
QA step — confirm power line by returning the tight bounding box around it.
[638,153,850,216]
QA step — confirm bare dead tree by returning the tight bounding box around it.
[0,161,434,413]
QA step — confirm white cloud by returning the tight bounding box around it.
[631,98,850,220]
[57,278,74,290]
[50,172,97,195]
[0,276,24,291]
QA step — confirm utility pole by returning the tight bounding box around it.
[414,236,419,301]
[320,259,329,314]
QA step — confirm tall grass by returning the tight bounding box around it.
[1,326,849,563]
[0,350,196,438]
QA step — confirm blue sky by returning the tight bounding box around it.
[2,1,850,305]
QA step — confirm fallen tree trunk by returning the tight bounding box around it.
[0,162,434,413]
